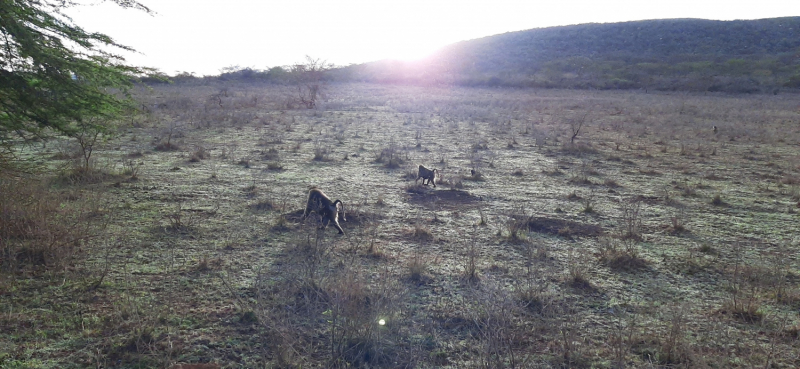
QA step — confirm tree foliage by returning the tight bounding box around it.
[0,0,152,145]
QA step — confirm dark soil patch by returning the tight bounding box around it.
[603,251,649,271]
[568,276,598,293]
[634,195,661,205]
[284,209,309,222]
[408,189,481,210]
[406,273,434,287]
[283,209,381,226]
[526,217,603,238]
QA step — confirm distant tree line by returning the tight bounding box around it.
[140,62,334,86]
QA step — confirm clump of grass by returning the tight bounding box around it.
[121,158,143,179]
[408,252,430,284]
[238,311,258,324]
[721,300,764,323]
[620,199,643,241]
[477,207,488,226]
[463,240,480,284]
[266,162,283,171]
[581,200,594,213]
[374,138,404,168]
[242,183,257,194]
[711,194,725,206]
[698,244,716,255]
[669,207,687,233]
[566,248,593,289]
[155,141,180,151]
[511,169,524,176]
[604,178,620,187]
[271,215,290,232]
[670,217,685,233]
[517,288,549,314]
[59,162,113,184]
[189,146,209,162]
[402,169,418,180]
[312,146,331,161]
[375,150,403,168]
[249,198,276,211]
[412,223,433,241]
[238,159,251,168]
[601,249,648,271]
[376,194,385,206]
[262,147,279,160]
[505,215,527,242]
[781,322,800,340]
[195,254,221,272]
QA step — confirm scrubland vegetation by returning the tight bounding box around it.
[2,81,800,368]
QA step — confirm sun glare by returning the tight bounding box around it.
[386,43,439,61]
[371,36,443,62]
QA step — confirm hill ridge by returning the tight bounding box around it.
[337,17,800,93]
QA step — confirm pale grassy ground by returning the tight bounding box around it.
[2,82,799,368]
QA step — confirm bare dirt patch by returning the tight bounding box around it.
[407,187,482,209]
[525,216,604,238]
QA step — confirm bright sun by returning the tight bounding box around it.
[385,41,440,61]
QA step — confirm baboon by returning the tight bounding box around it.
[713,125,718,134]
[416,165,439,188]
[302,188,346,234]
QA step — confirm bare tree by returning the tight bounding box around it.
[289,56,334,109]
[568,111,591,144]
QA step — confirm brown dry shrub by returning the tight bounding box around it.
[601,249,648,271]
[189,146,210,162]
[0,177,103,272]
[154,141,180,151]
[412,223,433,241]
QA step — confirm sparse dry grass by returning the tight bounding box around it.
[2,83,800,368]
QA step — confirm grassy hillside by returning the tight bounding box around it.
[338,17,800,92]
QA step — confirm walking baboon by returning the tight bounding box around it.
[416,165,439,188]
[302,188,346,234]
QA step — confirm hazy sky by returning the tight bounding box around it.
[63,0,800,76]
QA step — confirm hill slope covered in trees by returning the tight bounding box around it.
[337,17,800,93]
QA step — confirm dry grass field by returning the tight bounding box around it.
[2,82,800,368]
